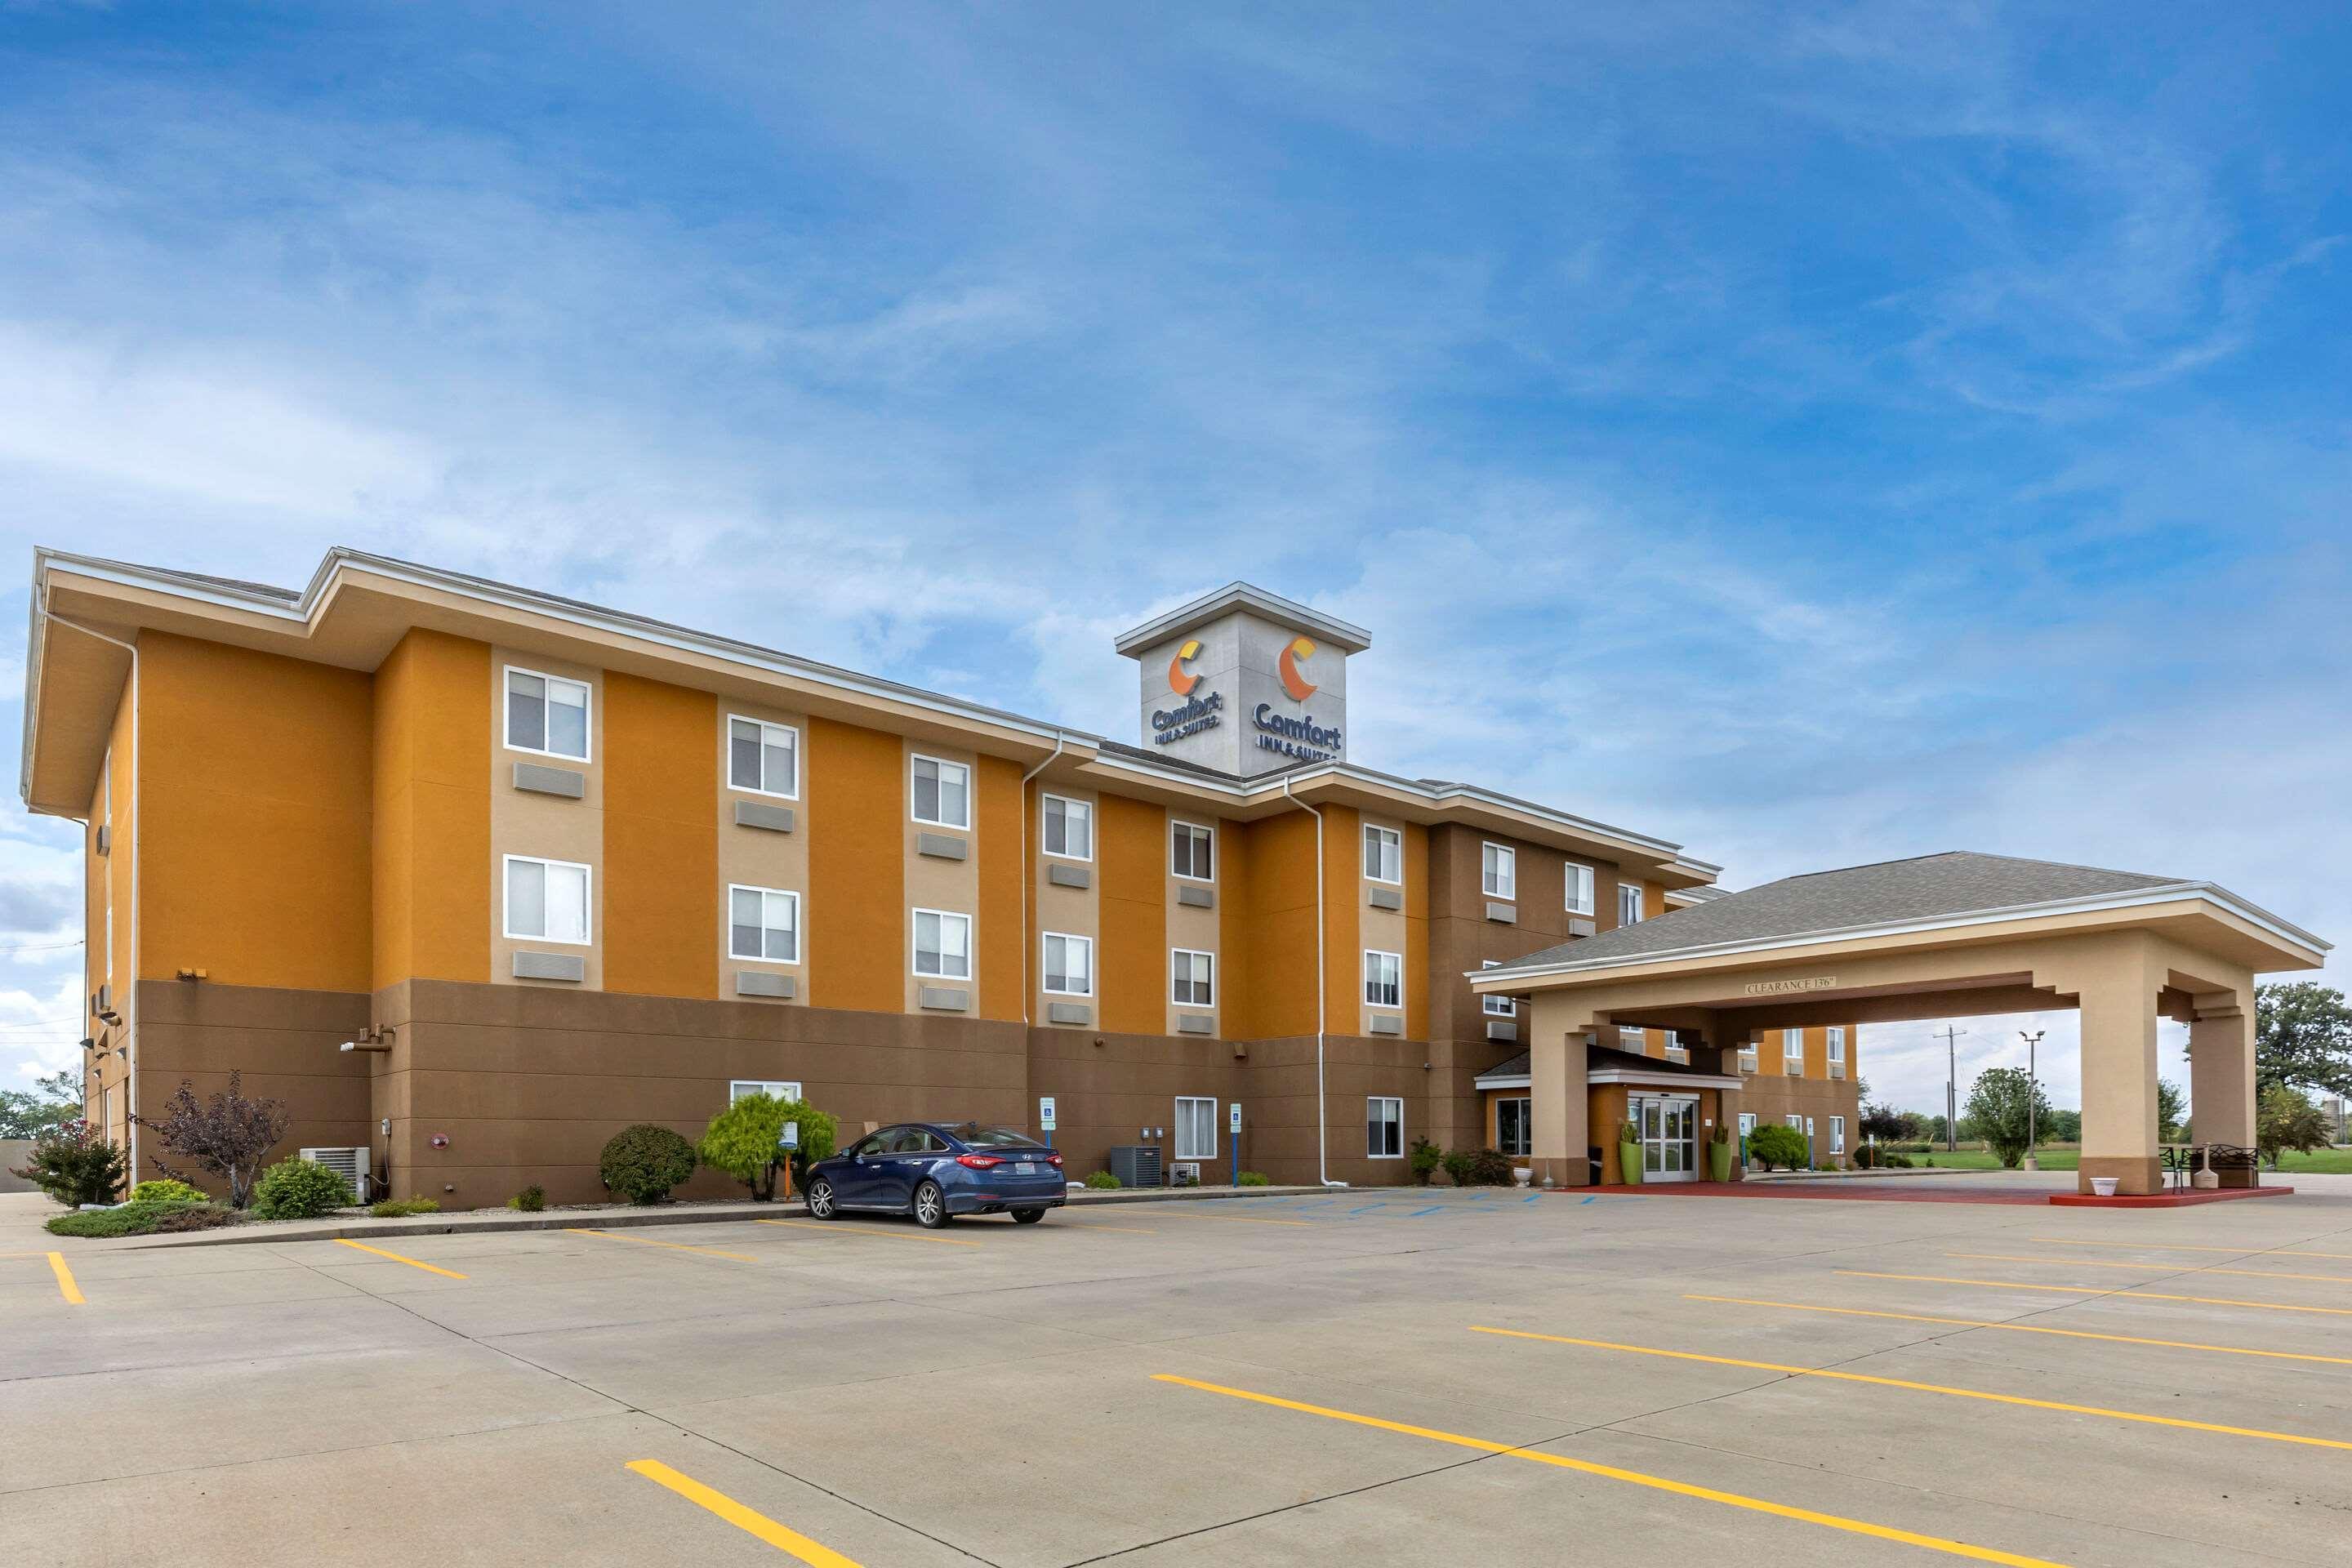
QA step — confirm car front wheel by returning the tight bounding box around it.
[807,1178,837,1220]
[911,1180,948,1228]
[1012,1208,1045,1224]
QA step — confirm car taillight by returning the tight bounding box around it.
[1047,1152,1063,1167]
[956,1153,1003,1169]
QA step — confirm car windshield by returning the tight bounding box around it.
[944,1123,1045,1151]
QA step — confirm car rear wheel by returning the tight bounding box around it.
[1011,1208,1045,1224]
[807,1178,838,1220]
[911,1180,948,1228]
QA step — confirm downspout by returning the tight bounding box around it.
[1017,733,1068,1026]
[38,594,140,1183]
[1282,776,1345,1187]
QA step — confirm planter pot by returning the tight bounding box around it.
[1617,1142,1643,1185]
[2091,1177,2120,1197]
[1707,1139,1733,1182]
[1512,1166,1533,1187]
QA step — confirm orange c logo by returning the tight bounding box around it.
[1167,639,1204,697]
[1277,636,1317,702]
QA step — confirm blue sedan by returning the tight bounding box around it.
[804,1122,1067,1227]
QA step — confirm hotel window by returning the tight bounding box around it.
[1827,1026,1846,1076]
[1739,1040,1758,1072]
[1783,1027,1805,1069]
[728,885,800,964]
[1042,794,1093,861]
[1618,1025,1646,1051]
[1786,1113,1804,1131]
[504,855,590,944]
[1665,1038,1689,1062]
[1042,932,1093,996]
[1363,824,1401,884]
[1737,1111,1757,1139]
[506,667,590,761]
[1171,819,1214,880]
[1830,1116,1846,1156]
[912,908,972,979]
[1171,948,1215,1007]
[728,716,799,798]
[1364,950,1403,1009]
[730,1079,803,1104]
[1481,842,1516,900]
[911,755,969,829]
[1368,1096,1404,1159]
[1496,1096,1531,1157]
[1565,862,1596,917]
[1175,1097,1218,1160]
[1617,879,1646,926]
[1481,959,1514,1017]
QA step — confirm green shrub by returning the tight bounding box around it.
[47,1200,238,1238]
[697,1094,837,1201]
[1465,1148,1514,1186]
[509,1184,547,1213]
[1085,1170,1121,1190]
[252,1157,356,1219]
[130,1178,209,1204]
[599,1124,697,1205]
[1236,1170,1271,1187]
[1440,1147,1477,1186]
[369,1196,441,1218]
[11,1119,127,1207]
[1746,1124,1810,1172]
[1882,1152,1913,1168]
[1407,1136,1441,1185]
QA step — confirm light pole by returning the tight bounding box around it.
[1935,1025,1967,1150]
[2018,1030,2045,1172]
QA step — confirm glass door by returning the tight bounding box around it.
[1633,1095,1699,1182]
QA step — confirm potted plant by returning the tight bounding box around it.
[1615,1120,1642,1185]
[1707,1123,1734,1181]
[1510,1156,1533,1187]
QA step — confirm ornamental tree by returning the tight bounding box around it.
[9,1117,127,1206]
[697,1094,837,1201]
[134,1071,290,1209]
[1962,1067,2052,1169]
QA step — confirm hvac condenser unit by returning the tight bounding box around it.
[300,1146,371,1201]
[1168,1162,1200,1187]
[1107,1145,1161,1190]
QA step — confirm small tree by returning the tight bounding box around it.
[1747,1123,1808,1172]
[0,1069,82,1141]
[1859,1102,1909,1143]
[599,1124,698,1204]
[1963,1067,2051,1169]
[10,1118,127,1206]
[2256,1085,2332,1169]
[2154,1079,2187,1142]
[1407,1136,1441,1186]
[135,1072,290,1209]
[2254,982,2352,1097]
[698,1094,837,1201]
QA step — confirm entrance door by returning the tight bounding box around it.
[1633,1094,1699,1183]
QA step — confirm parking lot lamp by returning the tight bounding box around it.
[2018,1030,2044,1171]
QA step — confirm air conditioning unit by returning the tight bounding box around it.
[1169,1162,1200,1187]
[1107,1145,1161,1190]
[301,1146,371,1201]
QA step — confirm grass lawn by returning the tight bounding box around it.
[1893,1146,2352,1174]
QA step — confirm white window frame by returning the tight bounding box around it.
[1826,1025,1846,1076]
[1363,949,1403,1010]
[1618,1025,1647,1051]
[725,715,800,800]
[1495,1095,1532,1157]
[1786,1113,1805,1132]
[1481,959,1515,1017]
[911,906,973,980]
[1783,1027,1806,1068]
[1368,1096,1404,1159]
[727,884,802,964]
[1362,824,1402,884]
[730,1079,803,1104]
[1481,841,1516,901]
[1170,819,1215,882]
[1171,947,1216,1008]
[1738,1111,1757,1142]
[909,753,971,830]
[1175,1096,1218,1160]
[1564,862,1596,917]
[502,854,592,945]
[1738,1040,1758,1072]
[1041,794,1094,862]
[1042,931,1094,996]
[503,665,592,762]
[1830,1115,1846,1156]
[1618,879,1646,926]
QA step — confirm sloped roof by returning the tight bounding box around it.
[1473,1043,1726,1085]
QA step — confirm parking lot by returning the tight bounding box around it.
[7,1183,2351,1567]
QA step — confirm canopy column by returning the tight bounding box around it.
[1526,992,1592,1187]
[2189,990,2256,1178]
[2065,937,2164,1196]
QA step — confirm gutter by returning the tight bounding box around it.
[1016,733,1071,1025]
[1282,775,1345,1187]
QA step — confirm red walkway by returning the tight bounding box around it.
[1563,1181,2296,1208]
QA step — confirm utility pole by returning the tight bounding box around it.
[1935,1025,1967,1150]
[2018,1030,2045,1171]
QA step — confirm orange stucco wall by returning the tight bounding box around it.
[1233,812,1315,1039]
[805,717,902,1011]
[974,755,1024,1022]
[1403,821,1430,1043]
[601,672,718,999]
[1320,804,1361,1031]
[1097,793,1166,1035]
[372,630,492,988]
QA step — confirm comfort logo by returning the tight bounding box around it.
[1166,639,1204,697]
[1277,636,1318,702]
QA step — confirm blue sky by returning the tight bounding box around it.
[1,2,2345,1116]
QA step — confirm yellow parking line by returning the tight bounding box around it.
[2029,1236,2352,1261]
[333,1238,469,1279]
[1947,1251,2352,1285]
[1058,1222,1159,1235]
[755,1219,979,1247]
[1835,1270,2352,1318]
[565,1228,759,1262]
[1469,1326,2352,1453]
[1687,1294,2352,1368]
[1138,1209,1314,1227]
[626,1459,862,1566]
[1152,1374,2067,1567]
[47,1252,85,1306]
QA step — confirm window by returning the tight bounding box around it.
[1043,795,1092,861]
[1565,862,1595,917]
[1830,1116,1846,1156]
[1043,932,1093,996]
[1362,824,1401,884]
[1737,1111,1757,1139]
[1496,1096,1531,1157]
[728,885,800,963]
[505,855,590,944]
[1171,819,1214,880]
[506,667,590,760]
[1171,948,1215,1007]
[1619,1025,1647,1051]
[728,716,799,798]
[911,755,969,829]
[1481,842,1516,900]
[1364,949,1402,1009]
[1617,880,1646,926]
[1827,1026,1846,1075]
[1783,1027,1806,1067]
[1738,1040,1758,1072]
[1368,1097,1403,1159]
[1785,1114,1804,1131]
[730,1079,803,1104]
[1175,1097,1218,1160]
[1665,1040,1689,1062]
[1481,959,1514,1017]
[912,908,971,979]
